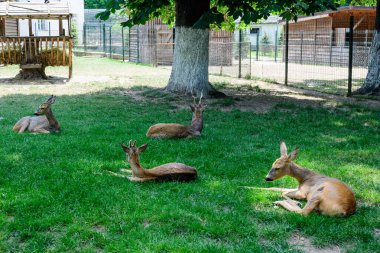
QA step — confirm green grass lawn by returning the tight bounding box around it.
[0,58,379,252]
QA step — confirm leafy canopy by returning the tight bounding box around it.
[97,0,339,29]
[85,0,109,9]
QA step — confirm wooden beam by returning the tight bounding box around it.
[59,16,63,36]
[353,15,366,30]
[28,17,33,36]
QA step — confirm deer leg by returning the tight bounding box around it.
[282,190,307,200]
[274,200,302,212]
[283,195,302,207]
[106,170,129,178]
[127,176,156,182]
[275,196,320,216]
[120,169,132,173]
[242,187,298,192]
[18,121,30,133]
[298,195,321,216]
[33,128,51,134]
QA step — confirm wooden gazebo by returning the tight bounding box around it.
[0,0,73,79]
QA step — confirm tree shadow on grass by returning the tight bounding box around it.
[0,76,69,85]
[0,88,378,252]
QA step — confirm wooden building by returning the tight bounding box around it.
[285,6,376,66]
[129,19,233,66]
[0,1,73,78]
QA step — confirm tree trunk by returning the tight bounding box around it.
[167,27,222,96]
[355,1,380,95]
[165,0,225,98]
[15,67,48,80]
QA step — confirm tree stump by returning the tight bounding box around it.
[16,39,48,80]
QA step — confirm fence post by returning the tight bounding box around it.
[347,15,354,97]
[285,21,289,86]
[238,29,242,78]
[128,27,131,61]
[249,42,252,77]
[83,22,87,55]
[122,26,125,62]
[329,29,333,66]
[256,31,259,61]
[300,31,303,64]
[274,29,278,62]
[99,24,102,50]
[109,26,112,58]
[103,24,106,55]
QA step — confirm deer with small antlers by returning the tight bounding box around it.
[146,93,206,138]
[110,140,197,182]
[13,95,60,134]
[260,142,356,216]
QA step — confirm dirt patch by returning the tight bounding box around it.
[92,224,106,234]
[375,229,380,241]
[289,233,342,253]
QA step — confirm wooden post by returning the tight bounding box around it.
[69,38,73,78]
[59,16,63,36]
[347,16,354,97]
[28,17,33,36]
[285,21,289,86]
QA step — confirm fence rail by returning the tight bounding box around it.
[0,36,72,67]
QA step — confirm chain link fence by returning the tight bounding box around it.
[76,14,373,96]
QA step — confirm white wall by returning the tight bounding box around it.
[250,23,281,46]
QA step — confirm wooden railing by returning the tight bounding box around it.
[0,36,73,78]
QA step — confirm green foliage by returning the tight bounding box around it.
[70,21,78,47]
[261,32,271,55]
[84,0,109,9]
[96,0,339,29]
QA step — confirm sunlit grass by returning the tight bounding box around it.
[0,59,379,252]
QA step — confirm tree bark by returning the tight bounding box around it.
[354,1,380,95]
[165,0,225,98]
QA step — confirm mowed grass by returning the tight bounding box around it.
[0,59,379,252]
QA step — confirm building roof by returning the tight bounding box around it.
[0,1,71,19]
[282,6,376,23]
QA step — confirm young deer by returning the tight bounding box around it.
[146,93,206,138]
[13,95,60,134]
[115,140,197,182]
[263,142,356,216]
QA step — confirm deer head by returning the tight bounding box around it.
[121,140,148,163]
[34,95,56,116]
[265,142,299,181]
[190,91,207,118]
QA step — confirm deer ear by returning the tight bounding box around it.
[288,148,299,161]
[280,141,287,156]
[121,143,129,153]
[190,105,195,112]
[47,95,56,104]
[137,143,148,154]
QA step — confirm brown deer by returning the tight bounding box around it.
[113,140,197,182]
[262,142,356,216]
[146,93,206,138]
[13,95,60,134]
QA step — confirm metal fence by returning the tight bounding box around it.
[76,17,373,96]
[75,22,129,60]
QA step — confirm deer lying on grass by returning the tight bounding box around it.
[111,140,197,182]
[146,93,206,138]
[262,142,356,216]
[13,95,60,134]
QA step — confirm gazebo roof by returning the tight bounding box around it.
[0,1,71,19]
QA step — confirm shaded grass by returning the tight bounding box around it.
[0,88,379,252]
